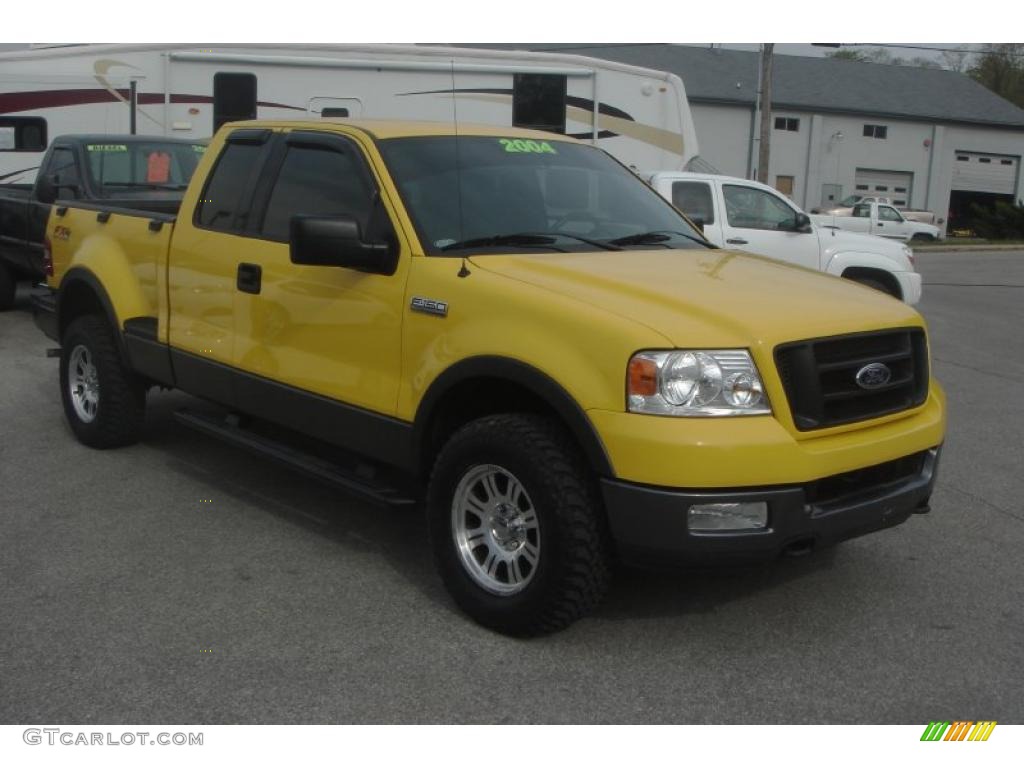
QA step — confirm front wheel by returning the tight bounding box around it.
[427,413,612,636]
[59,315,146,448]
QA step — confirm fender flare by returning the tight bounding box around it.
[413,355,614,478]
[56,267,127,356]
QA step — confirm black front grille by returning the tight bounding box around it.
[774,329,929,430]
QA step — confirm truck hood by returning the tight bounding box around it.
[468,249,923,349]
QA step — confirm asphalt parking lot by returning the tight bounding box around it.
[1,249,1022,724]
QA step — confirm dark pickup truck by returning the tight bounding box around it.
[0,135,205,309]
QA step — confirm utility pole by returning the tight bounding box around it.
[756,44,774,184]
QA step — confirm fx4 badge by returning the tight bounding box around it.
[410,296,448,318]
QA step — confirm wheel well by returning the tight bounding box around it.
[419,377,587,481]
[841,267,902,300]
[58,280,108,339]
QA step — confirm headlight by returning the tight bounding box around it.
[628,349,771,416]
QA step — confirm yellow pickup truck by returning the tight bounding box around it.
[33,119,945,635]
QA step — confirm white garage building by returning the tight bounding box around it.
[479,45,1024,236]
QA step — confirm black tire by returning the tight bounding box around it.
[427,413,612,636]
[910,233,935,243]
[0,261,16,311]
[59,315,146,448]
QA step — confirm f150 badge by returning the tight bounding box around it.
[411,296,449,317]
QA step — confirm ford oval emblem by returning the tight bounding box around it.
[855,362,892,390]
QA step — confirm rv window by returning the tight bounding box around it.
[513,74,567,134]
[213,73,258,133]
[261,144,375,242]
[0,117,47,152]
[671,181,715,224]
[196,141,264,231]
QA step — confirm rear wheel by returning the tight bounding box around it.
[0,262,16,311]
[427,413,612,636]
[910,233,935,242]
[59,315,146,448]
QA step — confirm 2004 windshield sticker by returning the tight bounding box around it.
[499,138,557,154]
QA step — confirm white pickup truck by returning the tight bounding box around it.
[646,171,922,304]
[811,195,940,226]
[810,202,942,242]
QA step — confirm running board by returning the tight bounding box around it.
[174,409,417,508]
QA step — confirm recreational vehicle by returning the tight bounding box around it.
[0,43,702,184]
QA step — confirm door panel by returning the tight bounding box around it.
[167,132,272,383]
[232,132,408,417]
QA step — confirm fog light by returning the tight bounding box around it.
[688,502,768,531]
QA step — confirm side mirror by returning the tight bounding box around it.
[289,215,397,274]
[794,212,812,232]
[36,174,57,205]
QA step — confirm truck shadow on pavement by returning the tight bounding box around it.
[141,390,842,631]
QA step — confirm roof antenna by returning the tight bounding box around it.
[451,59,470,277]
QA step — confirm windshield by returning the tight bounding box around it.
[84,141,206,192]
[378,136,707,255]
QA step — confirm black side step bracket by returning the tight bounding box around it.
[173,409,417,509]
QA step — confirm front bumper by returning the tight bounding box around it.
[31,287,58,342]
[602,446,940,566]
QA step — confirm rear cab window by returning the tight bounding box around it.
[671,181,715,225]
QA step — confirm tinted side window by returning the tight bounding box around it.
[261,144,374,242]
[513,74,567,134]
[49,148,81,198]
[213,73,257,133]
[196,142,263,231]
[852,204,871,218]
[671,181,715,225]
[723,184,796,230]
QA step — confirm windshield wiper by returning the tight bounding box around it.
[101,182,188,191]
[441,233,568,252]
[532,232,622,251]
[442,231,623,253]
[607,230,713,248]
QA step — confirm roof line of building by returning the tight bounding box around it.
[688,96,1024,131]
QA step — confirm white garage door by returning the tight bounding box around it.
[952,152,1019,194]
[854,169,913,206]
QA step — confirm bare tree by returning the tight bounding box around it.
[969,44,1024,108]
